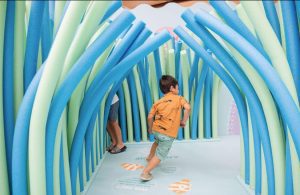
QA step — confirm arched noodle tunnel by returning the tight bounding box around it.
[0,1,300,195]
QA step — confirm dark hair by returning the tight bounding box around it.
[159,75,178,94]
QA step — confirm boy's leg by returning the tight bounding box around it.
[146,142,158,161]
[142,155,161,175]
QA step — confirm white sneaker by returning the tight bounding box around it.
[140,173,153,181]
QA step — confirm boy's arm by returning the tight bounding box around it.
[147,113,154,134]
[180,103,191,127]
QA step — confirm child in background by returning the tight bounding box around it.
[140,75,191,181]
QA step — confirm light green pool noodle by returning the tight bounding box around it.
[25,1,31,27]
[13,2,25,121]
[122,80,134,142]
[60,1,111,82]
[133,66,148,141]
[212,74,220,138]
[167,49,175,77]
[148,53,159,102]
[159,45,167,75]
[240,3,298,194]
[261,149,268,195]
[53,113,64,195]
[37,41,42,69]
[166,39,173,50]
[275,3,286,51]
[180,50,190,139]
[0,2,9,195]
[28,3,89,195]
[54,1,67,36]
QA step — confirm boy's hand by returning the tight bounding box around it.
[180,120,186,127]
[148,129,153,134]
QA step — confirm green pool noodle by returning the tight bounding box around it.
[148,53,159,102]
[261,148,268,195]
[159,45,167,75]
[276,3,286,51]
[167,49,175,77]
[180,50,190,139]
[122,80,134,142]
[53,1,67,35]
[133,66,148,141]
[13,2,25,120]
[0,2,9,195]
[166,39,173,50]
[53,112,65,195]
[28,3,89,194]
[25,2,31,26]
[37,41,42,69]
[60,2,111,82]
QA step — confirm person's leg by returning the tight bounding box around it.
[146,142,158,161]
[141,133,174,181]
[106,121,117,149]
[143,155,161,174]
[111,121,124,149]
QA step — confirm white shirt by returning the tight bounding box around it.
[111,94,119,105]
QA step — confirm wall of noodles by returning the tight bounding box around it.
[0,1,300,195]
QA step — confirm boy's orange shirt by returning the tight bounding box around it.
[149,93,188,138]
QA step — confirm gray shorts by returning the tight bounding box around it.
[153,132,175,160]
[108,101,119,121]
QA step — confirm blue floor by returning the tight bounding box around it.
[85,135,250,195]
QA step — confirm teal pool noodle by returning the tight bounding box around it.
[3,2,15,191]
[24,1,45,91]
[189,54,199,98]
[262,1,281,42]
[41,2,52,61]
[118,88,127,142]
[204,68,212,139]
[59,140,66,195]
[281,1,300,102]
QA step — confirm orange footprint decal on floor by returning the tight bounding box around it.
[121,163,144,171]
[168,179,191,194]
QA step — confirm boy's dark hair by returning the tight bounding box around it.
[159,75,178,94]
